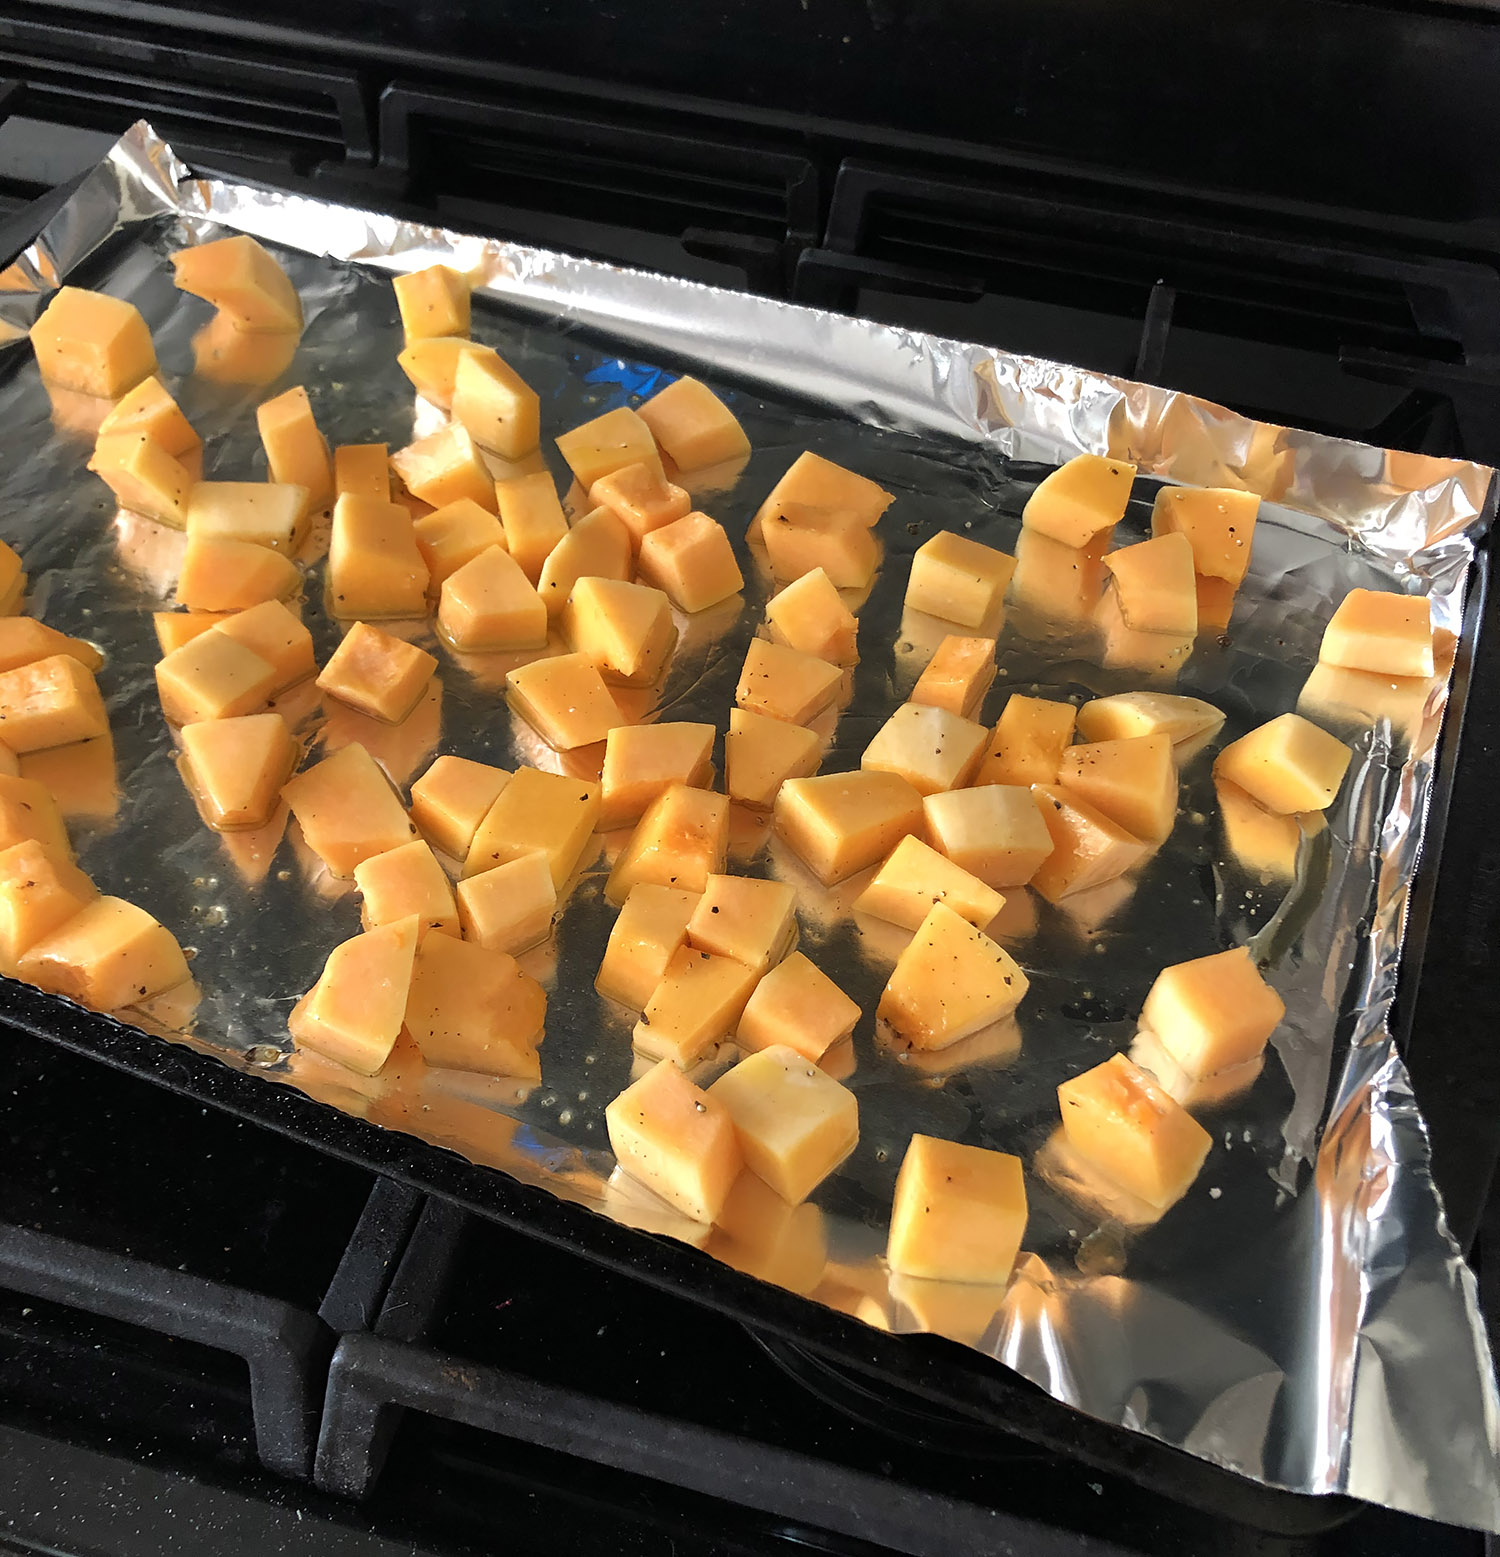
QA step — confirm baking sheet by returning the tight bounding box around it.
[0,122,1497,1528]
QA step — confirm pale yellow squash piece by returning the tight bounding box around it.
[413,498,506,587]
[19,896,188,1012]
[393,264,470,341]
[88,433,193,528]
[282,742,417,878]
[887,1134,1027,1284]
[686,873,797,976]
[605,783,729,904]
[595,883,700,1009]
[455,850,556,954]
[759,507,880,590]
[0,620,102,675]
[736,951,860,1062]
[588,461,691,549]
[155,632,279,725]
[317,622,437,725]
[736,639,842,726]
[287,916,418,1075]
[853,833,1004,931]
[391,424,497,512]
[764,568,858,665]
[638,376,750,471]
[974,694,1076,787]
[637,511,744,612]
[773,771,923,885]
[171,235,302,332]
[861,703,987,796]
[1151,485,1260,585]
[1021,453,1135,547]
[328,495,430,620]
[257,386,333,511]
[1319,588,1434,678]
[177,535,301,613]
[559,576,676,686]
[464,767,600,887]
[906,532,1016,630]
[633,947,759,1068]
[97,376,199,458]
[410,754,511,859]
[725,706,820,809]
[334,443,390,502]
[1103,533,1198,634]
[556,407,662,489]
[179,712,295,831]
[32,287,156,398]
[494,472,568,578]
[506,652,624,751]
[0,839,97,969]
[215,599,316,692]
[0,775,70,857]
[1213,712,1352,814]
[922,785,1054,890]
[452,348,540,460]
[536,508,631,612]
[154,613,227,655]
[396,337,494,410]
[880,901,1028,1050]
[438,545,547,651]
[1029,783,1147,902]
[403,931,545,1079]
[599,721,715,829]
[0,655,108,753]
[186,481,308,554]
[1074,690,1224,747]
[910,635,994,717]
[353,839,459,940]
[1057,732,1177,843]
[1140,945,1285,1079]
[754,451,892,532]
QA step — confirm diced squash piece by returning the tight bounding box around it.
[774,771,923,886]
[317,622,437,725]
[493,472,567,580]
[559,577,676,687]
[755,452,892,531]
[155,632,278,725]
[596,883,700,1008]
[1009,526,1109,622]
[170,235,302,333]
[1297,661,1431,746]
[452,348,540,460]
[1057,1052,1211,1209]
[0,839,96,968]
[765,568,858,665]
[334,443,390,502]
[403,931,545,1078]
[556,407,662,489]
[456,850,556,954]
[879,901,1028,1050]
[853,833,1004,931]
[709,1045,857,1204]
[1196,574,1236,634]
[410,754,511,859]
[97,376,199,458]
[606,783,729,904]
[1075,691,1225,747]
[736,639,842,726]
[17,736,116,826]
[1021,453,1135,546]
[1103,533,1197,634]
[1029,783,1147,902]
[186,481,308,553]
[726,707,820,810]
[18,896,188,1012]
[638,376,750,472]
[414,498,506,588]
[633,947,759,1067]
[589,461,691,550]
[0,655,108,753]
[910,635,994,717]
[288,916,418,1075]
[0,620,101,675]
[438,545,547,651]
[686,873,797,976]
[506,651,624,751]
[31,287,156,398]
[905,531,1016,629]
[1152,484,1260,585]
[606,1058,741,1223]
[88,433,192,528]
[0,775,70,857]
[215,599,316,692]
[396,337,494,410]
[1216,776,1325,882]
[736,951,859,1063]
[1319,588,1434,678]
[154,613,226,655]
[887,1134,1027,1284]
[1057,733,1177,843]
[179,712,295,831]
[328,495,429,620]
[282,742,416,878]
[256,385,332,511]
[177,535,300,615]
[1213,712,1353,814]
[537,508,631,613]
[1141,945,1284,1079]
[637,511,744,612]
[923,785,1054,890]
[599,721,715,829]
[391,424,497,512]
[353,839,459,940]
[974,694,1076,787]
[393,265,471,341]
[760,507,880,590]
[861,703,987,796]
[464,767,600,887]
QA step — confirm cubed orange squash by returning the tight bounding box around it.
[452,348,540,460]
[256,386,332,511]
[862,703,987,796]
[589,461,691,550]
[536,508,631,614]
[393,264,471,341]
[18,896,188,1011]
[759,508,880,590]
[726,707,821,810]
[736,950,859,1062]
[556,407,662,489]
[282,742,417,878]
[288,916,419,1075]
[455,850,556,954]
[773,771,924,885]
[754,452,892,531]
[328,495,429,619]
[923,785,1054,890]
[0,775,70,857]
[155,632,279,725]
[0,839,97,969]
[1075,690,1224,747]
[154,613,227,655]
[186,481,309,554]
[1141,945,1285,1078]
[31,287,156,398]
[1029,783,1148,902]
[1009,526,1109,622]
[1319,589,1434,678]
[905,532,1016,629]
[638,376,751,472]
[494,472,567,578]
[317,622,438,725]
[764,568,858,666]
[686,873,797,976]
[403,931,545,1078]
[633,947,759,1068]
[177,535,301,613]
[391,424,497,512]
[0,620,102,675]
[975,694,1076,787]
[853,833,1004,931]
[215,599,316,692]
[559,576,676,687]
[88,433,193,528]
[1057,732,1177,843]
[410,754,511,859]
[396,337,495,410]
[334,443,391,501]
[170,235,302,333]
[910,635,993,717]
[1103,533,1198,634]
[463,767,600,887]
[736,639,843,726]
[413,498,506,587]
[599,721,715,829]
[97,376,199,458]
[0,655,108,753]
[887,1134,1027,1284]
[606,783,729,904]
[353,839,459,940]
[1021,453,1135,547]
[637,511,744,613]
[506,651,625,751]
[17,735,117,826]
[437,545,547,651]
[879,901,1028,1049]
[596,882,700,1008]
[1151,484,1260,585]
[1213,713,1352,814]
[179,712,295,831]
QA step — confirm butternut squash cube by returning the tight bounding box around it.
[633,947,759,1068]
[736,950,859,1062]
[353,839,459,940]
[455,850,556,954]
[334,443,390,502]
[31,287,156,398]
[1103,533,1197,634]
[214,599,316,692]
[413,498,506,587]
[403,931,545,1079]
[179,712,295,831]
[637,511,744,612]
[1319,588,1434,678]
[536,508,631,612]
[923,785,1054,890]
[1141,945,1284,1079]
[1215,776,1325,882]
[760,507,880,590]
[506,651,624,751]
[879,901,1028,1049]
[396,337,494,410]
[451,348,541,460]
[288,916,418,1075]
[725,707,820,810]
[755,452,892,532]
[0,775,69,857]
[391,424,497,512]
[687,873,797,976]
[1213,712,1352,814]
[464,767,600,887]
[185,481,308,553]
[975,694,1076,787]
[599,721,715,829]
[0,620,101,675]
[765,568,859,665]
[736,639,842,727]
[559,576,676,686]
[596,883,700,1008]
[170,235,302,333]
[1057,1052,1211,1209]
[0,839,96,969]
[492,472,565,576]
[1029,783,1148,902]
[773,771,923,885]
[887,1134,1027,1284]
[910,635,994,717]
[317,622,437,725]
[0,655,108,753]
[392,264,470,341]
[1297,661,1431,746]
[17,736,117,827]
[638,376,751,472]
[861,703,988,796]
[1021,452,1136,547]
[410,754,511,859]
[88,432,193,528]
[1151,484,1260,585]
[438,545,547,651]
[905,531,1016,629]
[154,613,226,655]
[96,376,199,458]
[588,460,692,551]
[18,896,188,1012]
[177,535,301,613]
[155,632,279,725]
[282,742,416,878]
[606,783,729,904]
[256,385,332,511]
[853,833,1004,931]
[1075,690,1225,747]
[1009,526,1108,622]
[556,407,662,489]
[606,1058,741,1223]
[1057,732,1177,843]
[328,495,429,620]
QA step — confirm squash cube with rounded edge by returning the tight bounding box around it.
[413,498,505,587]
[354,839,459,941]
[754,451,892,532]
[726,707,821,810]
[887,1133,1028,1284]
[97,376,199,458]
[1140,945,1286,1079]
[88,433,193,528]
[1029,783,1146,902]
[456,851,556,955]
[178,535,301,614]
[32,287,157,398]
[906,532,1016,630]
[410,754,511,860]
[1213,713,1352,814]
[317,622,437,726]
[923,785,1054,890]
[170,235,302,333]
[391,424,497,512]
[536,508,631,613]
[1074,690,1224,747]
[1103,533,1197,635]
[605,784,728,905]
[19,896,187,1011]
[556,407,662,489]
[765,568,859,666]
[438,545,547,652]
[638,511,744,613]
[288,915,419,1076]
[0,655,108,753]
[595,883,700,1009]
[506,652,625,751]
[1021,453,1136,547]
[735,951,860,1063]
[1057,732,1178,844]
[853,833,1004,931]
[773,771,923,885]
[559,576,676,687]
[760,507,880,591]
[638,376,751,472]
[282,742,417,879]
[861,703,987,796]
[1319,589,1434,679]
[179,712,295,831]
[975,695,1076,787]
[463,767,600,888]
[403,931,545,1079]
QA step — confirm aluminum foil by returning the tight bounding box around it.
[1,122,1497,1528]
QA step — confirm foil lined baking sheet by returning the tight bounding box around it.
[0,122,1496,1527]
